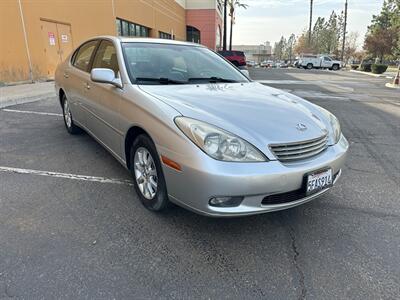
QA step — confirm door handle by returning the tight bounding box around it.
[63,73,69,78]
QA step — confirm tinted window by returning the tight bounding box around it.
[122,43,248,84]
[73,40,98,72]
[116,18,150,37]
[324,56,332,61]
[92,40,119,77]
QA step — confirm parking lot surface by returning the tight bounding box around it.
[1,69,399,299]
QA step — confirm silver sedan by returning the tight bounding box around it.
[55,36,349,217]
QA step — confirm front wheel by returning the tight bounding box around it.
[62,94,81,134]
[130,134,169,212]
[332,64,339,71]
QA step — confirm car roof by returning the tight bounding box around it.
[94,35,205,48]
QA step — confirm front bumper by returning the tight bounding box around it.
[161,134,349,217]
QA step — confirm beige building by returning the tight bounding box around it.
[233,43,273,63]
[0,0,222,84]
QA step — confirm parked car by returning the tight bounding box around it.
[246,60,256,67]
[217,50,246,67]
[55,36,348,217]
[298,55,342,70]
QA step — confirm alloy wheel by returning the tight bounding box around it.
[63,99,72,128]
[134,147,158,200]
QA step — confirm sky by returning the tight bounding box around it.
[232,0,384,48]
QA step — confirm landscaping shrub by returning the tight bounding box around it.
[351,65,359,70]
[359,63,372,72]
[371,64,388,74]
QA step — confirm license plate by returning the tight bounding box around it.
[306,169,333,195]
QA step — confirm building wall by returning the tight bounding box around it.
[233,44,273,62]
[0,0,186,83]
[186,9,222,50]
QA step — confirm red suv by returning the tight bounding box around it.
[218,50,246,67]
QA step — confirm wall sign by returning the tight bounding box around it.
[61,34,68,43]
[48,32,56,46]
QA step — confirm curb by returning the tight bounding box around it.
[349,70,394,79]
[385,83,400,89]
[0,93,54,109]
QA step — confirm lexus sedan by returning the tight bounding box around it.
[55,36,349,217]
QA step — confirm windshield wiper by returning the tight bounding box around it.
[188,77,239,83]
[135,77,187,84]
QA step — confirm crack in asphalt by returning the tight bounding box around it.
[288,225,307,300]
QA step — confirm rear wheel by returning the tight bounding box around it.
[306,63,313,70]
[62,94,81,134]
[130,134,169,212]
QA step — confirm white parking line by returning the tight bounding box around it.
[1,108,62,117]
[0,166,134,186]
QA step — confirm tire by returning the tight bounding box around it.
[232,61,239,67]
[332,64,339,71]
[306,63,313,70]
[130,134,169,212]
[61,94,81,134]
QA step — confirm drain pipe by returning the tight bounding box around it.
[18,0,34,83]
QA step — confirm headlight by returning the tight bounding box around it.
[175,117,267,162]
[318,108,341,145]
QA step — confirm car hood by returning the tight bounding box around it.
[139,82,329,157]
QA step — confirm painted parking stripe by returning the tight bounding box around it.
[1,108,62,117]
[0,166,134,186]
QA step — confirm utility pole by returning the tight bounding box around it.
[308,0,313,47]
[341,0,348,64]
[223,0,227,51]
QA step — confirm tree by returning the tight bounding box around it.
[274,36,287,61]
[364,0,400,61]
[342,32,359,65]
[286,34,296,63]
[228,0,248,51]
[364,27,397,62]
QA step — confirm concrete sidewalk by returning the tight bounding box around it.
[349,69,396,79]
[0,81,55,108]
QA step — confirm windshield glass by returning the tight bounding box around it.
[122,42,249,84]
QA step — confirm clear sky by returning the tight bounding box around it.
[232,0,384,47]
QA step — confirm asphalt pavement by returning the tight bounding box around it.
[0,69,399,299]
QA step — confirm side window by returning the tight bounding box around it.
[92,40,119,77]
[324,56,332,61]
[73,40,98,72]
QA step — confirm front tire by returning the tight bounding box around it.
[332,64,339,71]
[130,134,169,212]
[62,94,81,134]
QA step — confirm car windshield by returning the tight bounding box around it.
[122,42,249,84]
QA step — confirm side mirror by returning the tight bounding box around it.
[240,69,250,78]
[91,68,122,88]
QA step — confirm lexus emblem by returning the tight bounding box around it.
[296,123,307,131]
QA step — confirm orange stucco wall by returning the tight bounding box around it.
[0,0,186,83]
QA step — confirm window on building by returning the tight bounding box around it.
[159,31,172,39]
[92,40,119,77]
[72,40,98,72]
[115,18,150,37]
[186,26,200,44]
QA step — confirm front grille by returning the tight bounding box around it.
[261,171,340,206]
[269,134,328,162]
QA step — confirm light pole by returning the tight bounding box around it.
[341,0,348,64]
[308,0,313,47]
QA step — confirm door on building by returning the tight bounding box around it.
[40,20,73,79]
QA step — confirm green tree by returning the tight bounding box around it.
[364,0,400,61]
